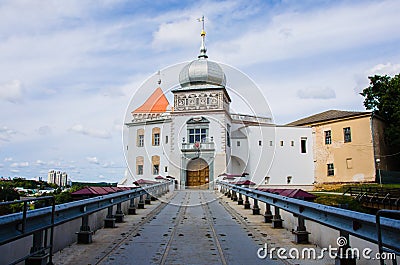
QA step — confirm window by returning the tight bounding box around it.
[152,155,160,175]
[237,141,241,147]
[327,163,334,176]
[152,127,161,146]
[259,140,262,146]
[137,129,144,147]
[343,127,351,143]
[269,141,273,146]
[137,165,143,175]
[164,166,168,173]
[301,138,307,153]
[291,141,294,146]
[153,165,159,175]
[346,158,353,169]
[154,133,160,146]
[188,128,208,143]
[287,176,292,184]
[165,135,168,144]
[227,124,231,147]
[325,130,332,145]
[280,141,284,146]
[136,156,144,175]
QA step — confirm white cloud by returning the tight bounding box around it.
[367,63,400,76]
[86,156,99,164]
[297,87,336,99]
[10,162,29,168]
[10,169,20,173]
[0,80,23,102]
[69,124,111,139]
[4,157,13,162]
[213,1,400,66]
[0,126,17,142]
[35,160,46,166]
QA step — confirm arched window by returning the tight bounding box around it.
[136,156,144,175]
[152,127,160,146]
[152,155,160,175]
[137,128,144,147]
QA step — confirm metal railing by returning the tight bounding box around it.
[376,210,400,265]
[218,181,400,254]
[0,182,170,264]
[0,196,55,265]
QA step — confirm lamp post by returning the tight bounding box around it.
[376,158,382,187]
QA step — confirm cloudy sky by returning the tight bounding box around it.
[1,0,399,183]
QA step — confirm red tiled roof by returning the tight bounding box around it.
[71,186,130,196]
[257,188,316,200]
[235,180,256,185]
[132,87,169,114]
[133,179,158,185]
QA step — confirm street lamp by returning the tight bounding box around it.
[376,158,382,187]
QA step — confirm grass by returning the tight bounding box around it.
[313,194,373,214]
[315,183,400,193]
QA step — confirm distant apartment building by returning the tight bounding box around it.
[47,170,68,187]
[289,110,392,184]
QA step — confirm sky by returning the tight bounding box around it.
[0,0,399,183]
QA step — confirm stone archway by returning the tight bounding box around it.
[186,158,209,189]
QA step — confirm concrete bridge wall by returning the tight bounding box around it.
[1,199,133,265]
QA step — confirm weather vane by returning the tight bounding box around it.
[197,15,208,58]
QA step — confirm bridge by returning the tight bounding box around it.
[0,181,399,265]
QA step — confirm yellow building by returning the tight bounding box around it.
[289,110,389,184]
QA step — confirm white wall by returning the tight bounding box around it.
[230,125,314,186]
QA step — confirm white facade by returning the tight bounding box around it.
[119,37,314,189]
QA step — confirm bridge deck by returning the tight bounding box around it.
[53,190,332,265]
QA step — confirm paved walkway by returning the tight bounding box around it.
[53,190,283,265]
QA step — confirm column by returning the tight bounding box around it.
[271,206,283,228]
[293,215,309,244]
[252,198,260,215]
[76,215,93,244]
[263,203,273,223]
[104,205,116,228]
[115,203,124,223]
[244,195,251,209]
[238,193,243,205]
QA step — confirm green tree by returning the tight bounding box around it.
[360,74,400,146]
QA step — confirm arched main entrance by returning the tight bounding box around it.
[186,158,209,189]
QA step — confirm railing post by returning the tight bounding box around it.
[244,195,251,209]
[271,206,283,228]
[145,193,151,204]
[138,194,145,209]
[232,191,238,201]
[128,196,137,215]
[26,230,48,265]
[227,190,232,198]
[237,193,243,205]
[293,215,309,244]
[335,231,356,265]
[104,205,116,228]
[252,198,260,215]
[76,214,93,244]
[263,203,273,223]
[115,202,124,223]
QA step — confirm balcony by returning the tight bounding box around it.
[181,141,215,151]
